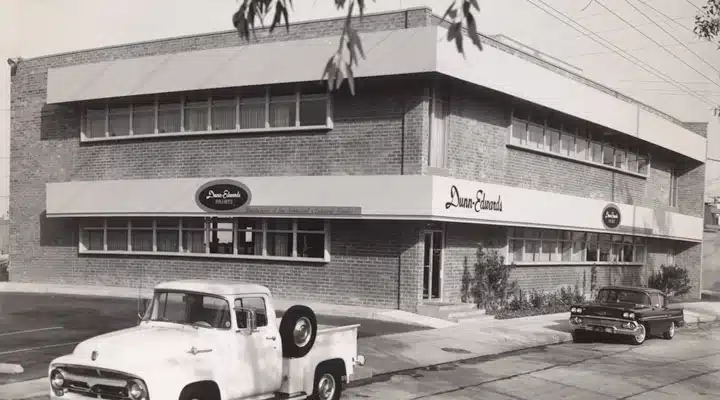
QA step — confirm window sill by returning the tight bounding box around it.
[79,250,330,263]
[509,261,644,267]
[81,125,333,143]
[506,143,648,179]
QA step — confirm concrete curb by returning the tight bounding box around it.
[0,363,23,374]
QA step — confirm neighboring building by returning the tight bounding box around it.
[0,218,7,255]
[9,7,706,312]
[703,200,720,292]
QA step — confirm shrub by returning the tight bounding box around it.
[467,244,518,312]
[0,259,8,282]
[494,284,585,320]
[648,265,692,297]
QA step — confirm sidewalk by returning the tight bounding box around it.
[1,283,718,399]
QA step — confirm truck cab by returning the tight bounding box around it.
[46,280,365,400]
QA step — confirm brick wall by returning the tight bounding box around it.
[21,218,424,309]
[442,78,703,218]
[443,222,643,301]
[9,8,435,310]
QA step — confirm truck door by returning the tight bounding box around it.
[235,296,283,396]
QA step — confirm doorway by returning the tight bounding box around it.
[422,230,444,300]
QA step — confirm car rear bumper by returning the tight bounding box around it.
[569,316,643,336]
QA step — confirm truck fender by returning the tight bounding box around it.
[146,366,227,400]
[304,358,348,395]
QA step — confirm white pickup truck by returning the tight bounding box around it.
[46,280,366,400]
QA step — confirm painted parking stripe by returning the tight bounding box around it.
[0,342,79,356]
[0,326,63,337]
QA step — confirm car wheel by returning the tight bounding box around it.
[662,321,675,340]
[630,323,647,345]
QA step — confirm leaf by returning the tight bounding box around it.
[335,65,345,91]
[465,13,483,50]
[441,2,457,21]
[350,28,366,60]
[346,62,356,95]
[321,57,337,91]
[269,2,284,32]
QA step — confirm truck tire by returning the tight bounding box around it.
[310,364,343,400]
[279,305,318,358]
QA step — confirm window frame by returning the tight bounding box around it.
[506,227,646,265]
[79,217,331,263]
[80,86,333,142]
[508,107,649,179]
[669,168,679,207]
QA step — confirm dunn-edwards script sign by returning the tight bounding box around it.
[195,179,252,213]
[445,185,503,212]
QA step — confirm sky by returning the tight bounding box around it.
[1,0,720,217]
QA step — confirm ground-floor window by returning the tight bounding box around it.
[507,227,646,264]
[78,217,330,262]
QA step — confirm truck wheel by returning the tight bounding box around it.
[279,305,317,358]
[310,365,342,400]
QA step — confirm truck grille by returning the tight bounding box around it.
[57,365,137,400]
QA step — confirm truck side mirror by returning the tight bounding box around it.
[235,307,257,334]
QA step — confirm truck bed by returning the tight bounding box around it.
[278,323,361,396]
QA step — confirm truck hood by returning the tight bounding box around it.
[72,323,216,367]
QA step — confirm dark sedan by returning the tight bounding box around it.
[568,285,685,345]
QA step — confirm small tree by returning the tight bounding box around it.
[471,244,518,312]
[647,265,692,297]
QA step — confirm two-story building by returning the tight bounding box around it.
[9,7,706,312]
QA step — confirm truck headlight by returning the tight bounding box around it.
[127,379,148,400]
[623,312,635,319]
[50,369,65,389]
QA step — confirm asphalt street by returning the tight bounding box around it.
[0,292,428,386]
[343,322,720,399]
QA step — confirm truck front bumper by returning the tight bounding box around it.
[569,316,643,336]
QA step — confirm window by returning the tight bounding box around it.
[143,291,231,330]
[597,288,650,305]
[80,86,332,141]
[649,293,665,308]
[235,297,268,328]
[507,227,646,264]
[429,93,449,168]
[508,107,649,176]
[79,217,330,262]
[131,218,154,252]
[669,168,678,207]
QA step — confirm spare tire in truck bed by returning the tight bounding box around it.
[279,305,318,358]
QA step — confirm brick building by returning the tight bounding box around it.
[9,7,707,312]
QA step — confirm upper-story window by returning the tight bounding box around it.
[80,85,333,142]
[428,88,450,169]
[510,102,649,177]
[669,168,679,207]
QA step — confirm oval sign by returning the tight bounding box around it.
[195,179,252,213]
[602,204,621,229]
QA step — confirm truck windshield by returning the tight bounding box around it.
[596,289,650,306]
[142,291,232,330]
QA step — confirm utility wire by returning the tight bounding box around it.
[625,0,720,77]
[635,0,700,35]
[594,0,720,91]
[526,0,717,107]
[685,0,705,13]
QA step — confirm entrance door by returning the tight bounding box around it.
[423,231,444,300]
